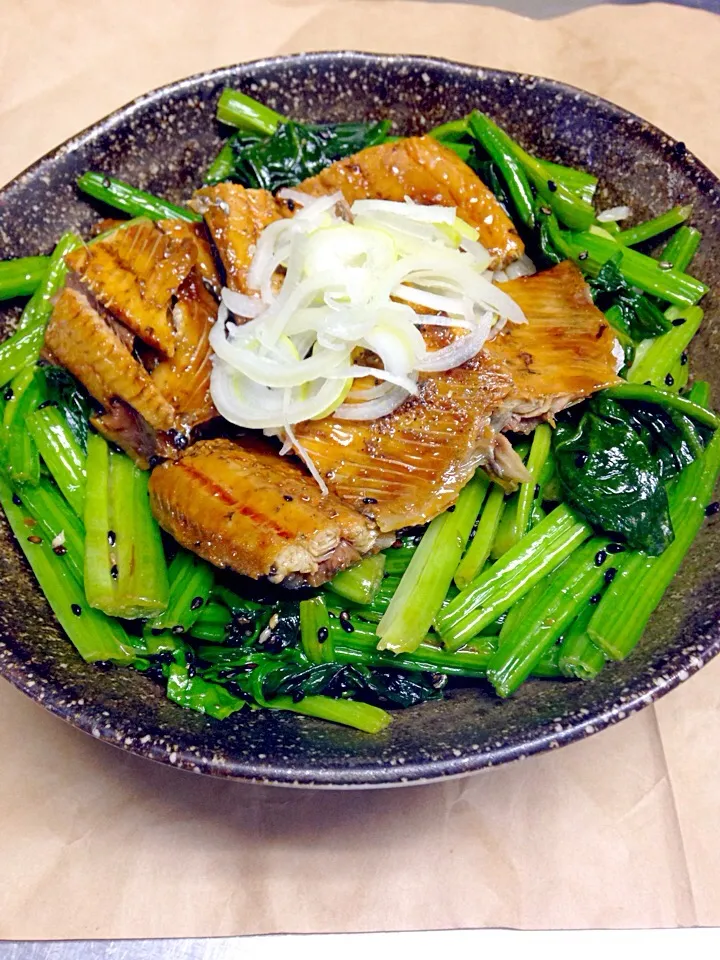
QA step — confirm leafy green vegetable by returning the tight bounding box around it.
[554,394,677,554]
[229,120,391,192]
[38,366,93,452]
[589,256,671,341]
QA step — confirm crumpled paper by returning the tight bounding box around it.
[0,0,718,939]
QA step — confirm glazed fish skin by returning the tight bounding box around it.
[191,184,287,293]
[295,360,514,531]
[151,267,217,430]
[296,261,618,531]
[156,219,223,297]
[148,438,378,586]
[65,219,196,357]
[44,285,177,432]
[488,259,620,428]
[298,136,524,268]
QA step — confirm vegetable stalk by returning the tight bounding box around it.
[0,256,50,301]
[76,172,202,223]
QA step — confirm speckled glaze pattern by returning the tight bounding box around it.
[0,53,719,788]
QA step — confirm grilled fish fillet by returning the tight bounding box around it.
[45,284,177,432]
[65,220,197,357]
[296,261,619,531]
[148,438,378,586]
[191,184,287,293]
[157,220,222,297]
[297,136,524,268]
[151,267,217,430]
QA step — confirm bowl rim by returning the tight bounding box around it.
[1,50,719,788]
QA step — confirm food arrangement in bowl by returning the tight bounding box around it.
[0,54,718,780]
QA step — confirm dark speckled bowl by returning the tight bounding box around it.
[1,53,719,788]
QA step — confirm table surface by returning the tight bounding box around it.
[1,0,719,942]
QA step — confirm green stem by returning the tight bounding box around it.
[563,228,707,306]
[588,430,720,660]
[509,424,552,545]
[300,596,335,665]
[76,172,201,223]
[470,113,596,230]
[326,554,386,605]
[428,118,469,141]
[109,451,169,618]
[467,111,535,228]
[541,160,597,204]
[27,406,87,516]
[376,473,489,653]
[3,367,42,485]
[262,694,391,734]
[0,256,50,301]
[558,604,606,680]
[604,381,719,430]
[0,473,137,664]
[0,233,82,388]
[626,306,702,385]
[216,89,285,134]
[144,549,214,652]
[531,643,563,678]
[15,478,86,582]
[82,432,116,613]
[204,141,236,185]
[436,504,592,650]
[454,482,505,589]
[659,225,701,273]
[487,538,612,697]
[616,205,692,247]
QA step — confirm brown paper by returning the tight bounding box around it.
[0,0,718,939]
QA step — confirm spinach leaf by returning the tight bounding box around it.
[230,119,391,192]
[553,394,674,554]
[38,365,92,451]
[589,256,671,341]
[272,661,442,708]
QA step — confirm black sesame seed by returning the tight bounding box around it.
[672,317,686,327]
[672,141,686,157]
[11,493,21,506]
[53,545,67,556]
[547,180,557,192]
[644,380,653,386]
[27,535,42,544]
[4,387,13,402]
[109,443,124,454]
[292,690,305,703]
[339,610,350,621]
[148,455,163,469]
[172,625,185,635]
[362,496,378,504]
[102,176,111,189]
[447,504,456,513]
[604,567,618,584]
[665,373,675,387]
[107,530,116,546]
[283,494,293,502]
[71,603,82,616]
[110,564,119,580]
[705,501,720,517]
[594,549,607,567]
[607,542,626,554]
[578,251,589,261]
[186,663,196,678]
[659,260,673,271]
[37,399,58,410]
[286,198,296,212]
[681,352,689,366]
[589,593,602,605]
[534,484,541,498]
[317,626,329,643]
[575,452,588,468]
[340,619,355,633]
[190,596,204,610]
[540,205,552,216]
